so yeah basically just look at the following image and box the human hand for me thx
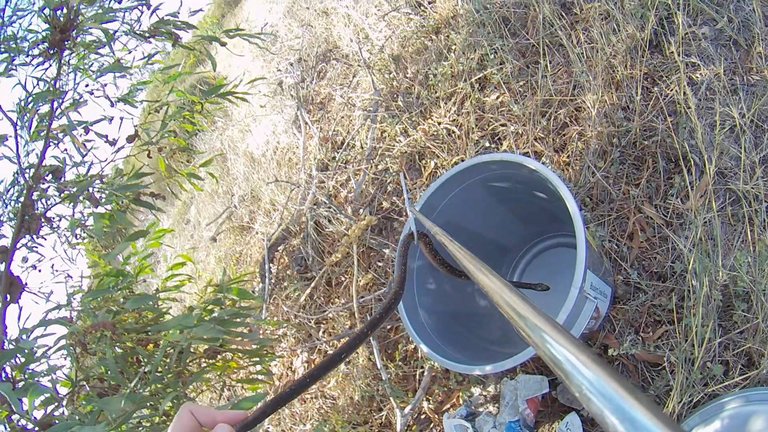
[168,402,249,432]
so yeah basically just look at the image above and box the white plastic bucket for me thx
[398,153,614,374]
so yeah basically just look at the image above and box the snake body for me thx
[414,231,550,291]
[234,230,549,431]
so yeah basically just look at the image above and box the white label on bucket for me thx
[583,271,612,333]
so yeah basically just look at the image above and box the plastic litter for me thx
[443,404,477,432]
[444,374,551,432]
[473,412,497,432]
[444,418,474,432]
[496,375,549,431]
[557,412,583,432]
[554,382,584,410]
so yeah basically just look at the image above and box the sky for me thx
[1,0,210,341]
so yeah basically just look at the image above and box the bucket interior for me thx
[400,157,581,371]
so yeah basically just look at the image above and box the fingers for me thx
[168,402,249,432]
[212,424,236,432]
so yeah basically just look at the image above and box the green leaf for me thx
[202,83,227,100]
[26,383,55,410]
[132,198,162,212]
[81,288,115,301]
[125,293,159,310]
[151,313,196,332]
[0,347,23,366]
[202,46,217,72]
[228,286,259,301]
[178,253,195,263]
[118,95,139,109]
[189,181,204,192]
[93,393,139,415]
[159,391,180,415]
[198,154,219,168]
[168,261,187,271]
[124,229,150,243]
[0,382,22,413]
[158,156,167,174]
[127,170,155,182]
[29,317,72,331]
[112,182,147,194]
[197,34,225,44]
[149,227,174,239]
[190,323,228,338]
[105,241,131,262]
[228,393,265,410]
[73,425,109,432]
[101,60,131,75]
[47,421,85,432]
[245,76,266,86]
[236,377,271,386]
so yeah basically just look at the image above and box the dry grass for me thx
[159,0,768,430]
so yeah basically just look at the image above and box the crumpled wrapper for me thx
[496,375,549,430]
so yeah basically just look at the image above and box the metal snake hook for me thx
[400,172,418,245]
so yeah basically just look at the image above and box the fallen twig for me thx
[370,335,403,429]
[352,41,382,203]
[259,176,317,309]
[205,204,232,228]
[400,365,434,431]
[352,243,361,325]
[298,266,327,304]
[261,236,271,319]
[370,333,434,432]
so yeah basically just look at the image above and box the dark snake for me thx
[234,230,549,431]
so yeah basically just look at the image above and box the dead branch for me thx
[370,335,403,429]
[352,243,361,326]
[371,335,434,432]
[259,172,318,312]
[352,41,382,203]
[399,365,434,431]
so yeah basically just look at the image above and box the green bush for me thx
[0,0,270,429]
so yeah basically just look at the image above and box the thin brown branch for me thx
[352,41,381,203]
[371,332,434,432]
[204,204,232,228]
[352,243,361,326]
[399,366,433,431]
[1,51,66,351]
[370,335,403,429]
[351,90,381,202]
[260,236,270,319]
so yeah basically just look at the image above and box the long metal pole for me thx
[409,207,683,432]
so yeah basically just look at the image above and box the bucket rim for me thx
[681,387,768,431]
[397,153,587,374]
